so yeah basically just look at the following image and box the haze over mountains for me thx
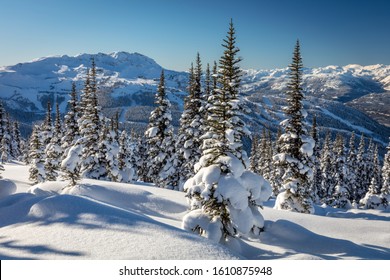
[0,51,389,148]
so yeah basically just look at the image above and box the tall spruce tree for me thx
[11,121,22,160]
[144,70,175,187]
[44,103,63,181]
[62,58,102,183]
[29,125,46,184]
[249,133,260,173]
[320,132,335,202]
[174,56,204,190]
[346,132,358,204]
[62,82,79,155]
[380,139,390,208]
[355,134,367,201]
[274,40,314,214]
[183,19,271,249]
[310,115,321,202]
[0,113,12,163]
[116,130,136,183]
[78,60,104,179]
[331,134,351,208]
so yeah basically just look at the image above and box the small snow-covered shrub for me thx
[182,153,272,247]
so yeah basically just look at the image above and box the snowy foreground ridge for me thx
[0,162,389,260]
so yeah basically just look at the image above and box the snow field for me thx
[0,162,389,260]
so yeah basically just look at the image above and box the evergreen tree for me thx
[346,132,358,203]
[62,82,80,155]
[61,142,81,187]
[319,132,334,203]
[95,123,110,180]
[41,101,53,147]
[372,144,382,191]
[78,62,103,179]
[61,58,101,184]
[254,128,273,181]
[0,161,4,179]
[270,126,284,196]
[11,121,22,160]
[274,40,314,214]
[1,137,9,163]
[249,134,260,173]
[174,56,204,190]
[380,139,390,208]
[116,130,135,183]
[360,176,382,209]
[0,113,12,163]
[44,103,63,181]
[183,20,271,248]
[144,70,175,187]
[331,134,351,208]
[355,135,367,201]
[0,102,5,143]
[29,125,46,184]
[264,129,274,182]
[310,115,321,202]
[365,138,375,190]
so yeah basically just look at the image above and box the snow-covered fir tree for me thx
[319,132,334,203]
[380,139,390,208]
[61,142,81,187]
[252,128,273,182]
[264,130,274,183]
[355,134,368,201]
[249,133,260,173]
[44,103,64,181]
[270,127,284,197]
[0,161,4,179]
[360,176,382,209]
[28,125,46,184]
[78,60,104,179]
[104,121,121,182]
[346,132,358,204]
[1,137,9,163]
[364,138,375,191]
[61,58,102,184]
[41,101,53,147]
[372,144,382,191]
[182,19,271,249]
[273,40,315,214]
[0,113,12,163]
[330,134,351,209]
[11,121,23,160]
[95,123,111,180]
[135,134,148,183]
[174,55,204,190]
[0,102,5,142]
[116,130,135,183]
[61,82,79,156]
[310,115,321,203]
[144,70,176,188]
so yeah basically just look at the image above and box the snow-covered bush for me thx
[182,153,272,247]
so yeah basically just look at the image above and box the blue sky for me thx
[0,0,389,71]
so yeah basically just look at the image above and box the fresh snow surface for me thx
[0,162,389,260]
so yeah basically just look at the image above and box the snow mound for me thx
[260,219,390,259]
[0,179,17,199]
[4,181,240,260]
[62,180,187,218]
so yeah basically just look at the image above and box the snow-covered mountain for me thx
[0,52,389,148]
[242,64,390,128]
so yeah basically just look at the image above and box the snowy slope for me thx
[0,162,389,260]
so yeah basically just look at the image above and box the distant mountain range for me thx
[0,51,389,152]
